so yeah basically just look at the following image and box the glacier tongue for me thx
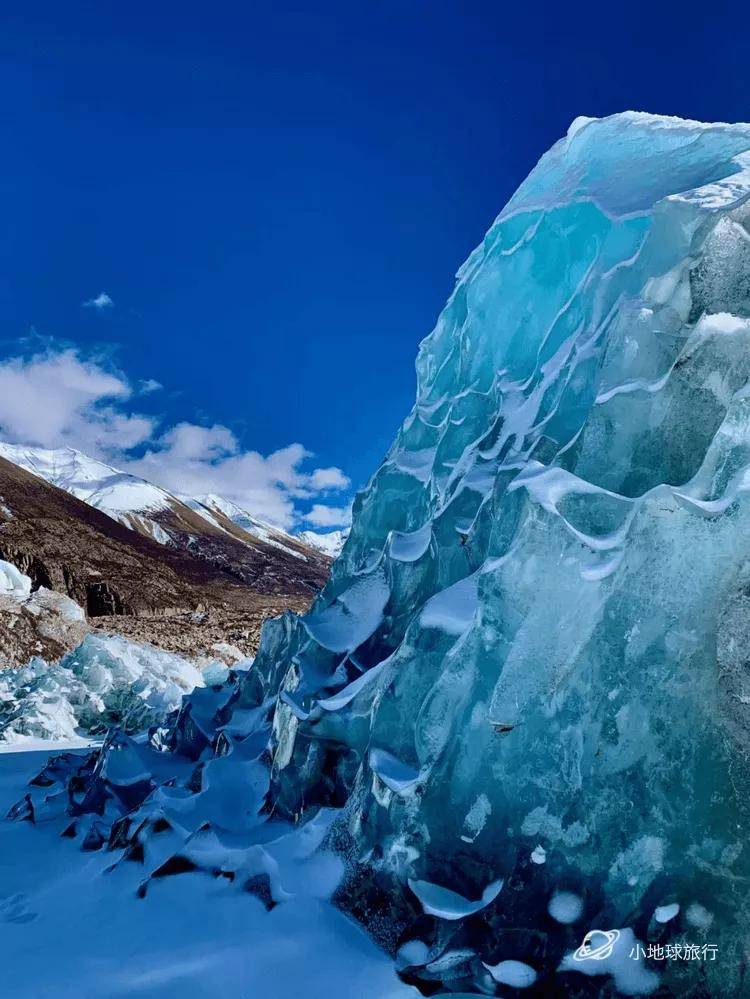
[15,113,750,996]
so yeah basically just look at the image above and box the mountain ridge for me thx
[0,442,343,556]
[0,448,330,665]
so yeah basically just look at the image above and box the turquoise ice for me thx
[19,113,750,995]
[249,112,750,993]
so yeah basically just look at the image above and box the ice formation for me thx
[0,558,32,600]
[14,113,750,996]
[0,634,206,745]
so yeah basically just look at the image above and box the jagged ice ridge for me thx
[0,633,220,747]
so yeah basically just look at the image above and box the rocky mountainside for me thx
[0,453,331,666]
[0,442,340,567]
[186,493,339,557]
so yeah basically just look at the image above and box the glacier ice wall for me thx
[17,113,750,996]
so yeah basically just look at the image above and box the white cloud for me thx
[82,291,114,310]
[0,348,154,454]
[156,422,238,461]
[138,378,162,395]
[0,344,351,530]
[305,503,353,528]
[129,436,350,530]
[310,466,350,490]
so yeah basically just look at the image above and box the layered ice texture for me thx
[17,114,750,996]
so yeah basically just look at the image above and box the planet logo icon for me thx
[573,929,621,962]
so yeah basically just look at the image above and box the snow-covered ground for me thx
[0,563,410,996]
[0,748,414,999]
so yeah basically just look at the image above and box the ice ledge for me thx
[502,110,750,220]
[567,110,750,137]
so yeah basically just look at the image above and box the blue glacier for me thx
[13,112,750,996]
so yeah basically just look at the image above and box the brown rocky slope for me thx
[0,456,329,666]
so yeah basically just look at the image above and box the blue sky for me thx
[0,2,747,528]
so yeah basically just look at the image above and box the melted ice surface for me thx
[407,877,503,920]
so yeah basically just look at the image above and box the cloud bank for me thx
[0,346,350,530]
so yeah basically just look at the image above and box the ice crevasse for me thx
[19,113,750,995]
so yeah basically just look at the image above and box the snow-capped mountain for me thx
[191,494,347,558]
[297,528,347,557]
[0,442,332,564]
[0,443,175,544]
[0,442,332,661]
[186,493,312,560]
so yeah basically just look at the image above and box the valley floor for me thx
[0,747,414,999]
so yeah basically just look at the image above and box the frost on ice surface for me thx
[419,574,478,635]
[369,747,421,794]
[389,523,432,563]
[395,939,430,970]
[303,569,389,651]
[686,902,714,929]
[12,113,750,996]
[560,928,659,996]
[460,792,491,842]
[316,658,388,710]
